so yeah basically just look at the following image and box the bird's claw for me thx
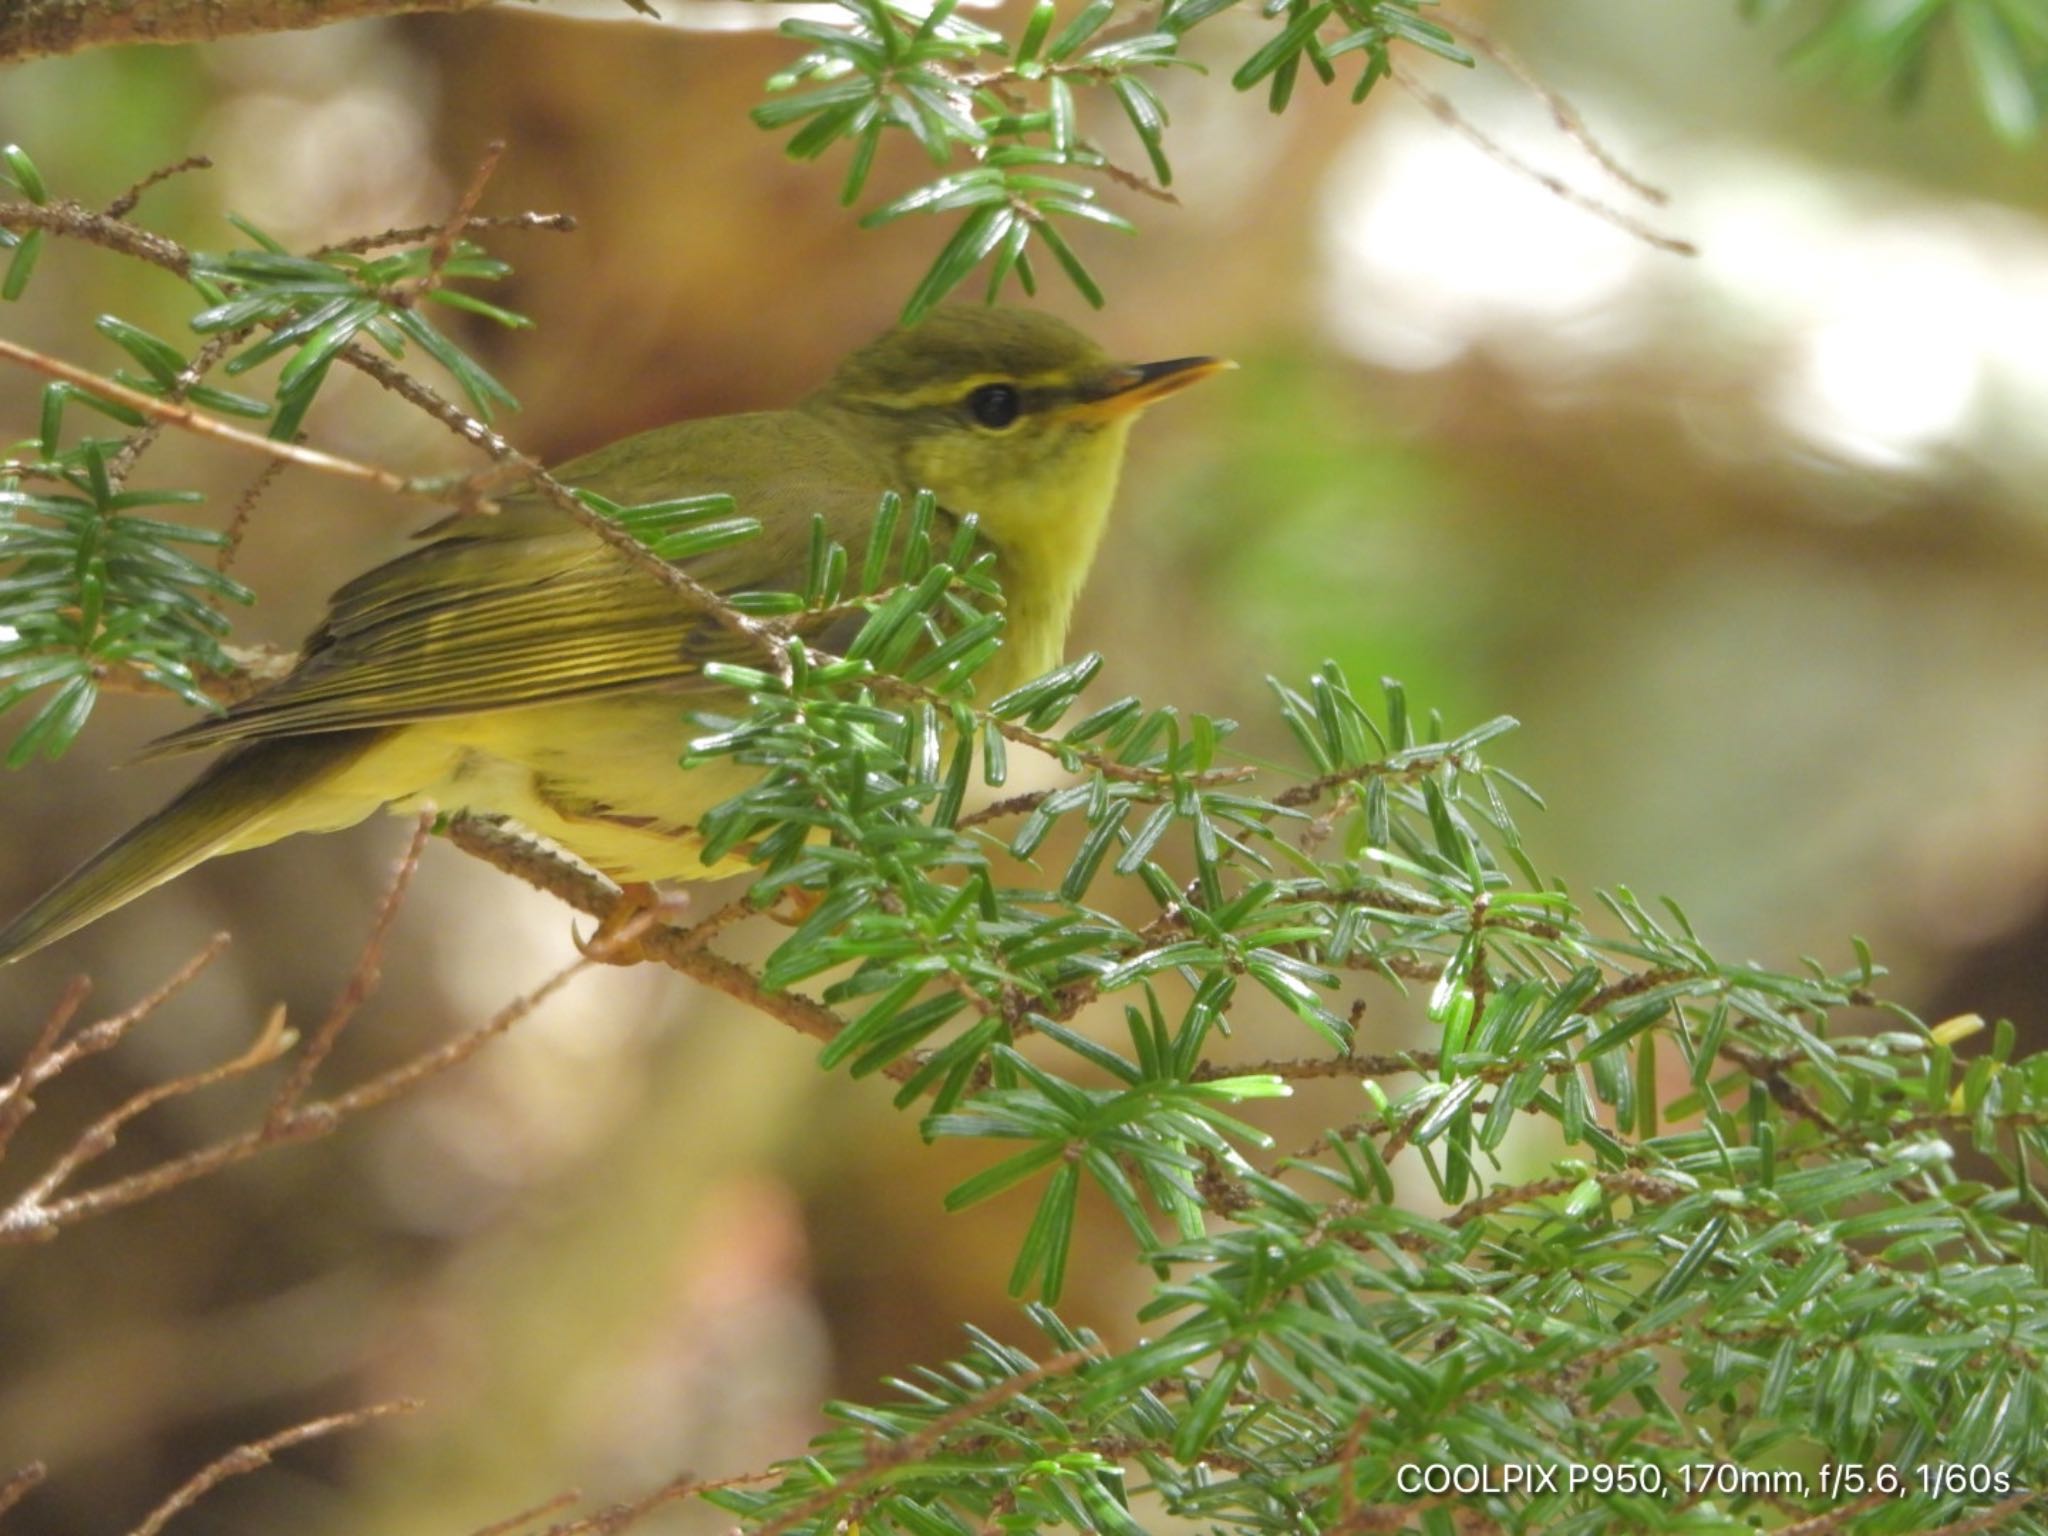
[766,885,826,927]
[575,881,687,964]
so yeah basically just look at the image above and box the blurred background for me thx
[2,3,2044,1529]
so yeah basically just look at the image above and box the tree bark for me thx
[0,0,503,63]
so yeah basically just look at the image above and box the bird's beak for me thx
[1070,356,1235,420]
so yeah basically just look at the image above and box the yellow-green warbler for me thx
[0,306,1227,963]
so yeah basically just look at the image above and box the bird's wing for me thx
[146,412,898,754]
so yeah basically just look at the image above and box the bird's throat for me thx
[986,434,1129,689]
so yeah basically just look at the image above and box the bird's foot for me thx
[766,884,827,927]
[576,881,686,965]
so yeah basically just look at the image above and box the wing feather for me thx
[147,409,901,755]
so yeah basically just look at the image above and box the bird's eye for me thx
[967,383,1021,429]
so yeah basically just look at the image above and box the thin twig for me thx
[104,155,215,221]
[1,0,499,63]
[0,1461,46,1521]
[868,672,1256,790]
[1097,158,1179,206]
[265,815,433,1129]
[14,1000,293,1213]
[0,458,69,483]
[125,1399,419,1536]
[316,210,578,257]
[1718,1036,1841,1135]
[1389,64,1696,257]
[466,1490,585,1536]
[472,1468,781,1536]
[4,190,789,679]
[0,335,422,496]
[0,915,638,1242]
[1436,12,1669,205]
[92,641,296,708]
[0,937,228,1175]
[215,454,291,579]
[1192,1050,1438,1085]
[1769,1491,1893,1536]
[0,197,195,276]
[441,817,900,1078]
[670,893,758,952]
[532,1473,702,1536]
[1446,1169,1681,1230]
[405,139,506,303]
[104,333,241,488]
[0,975,90,1160]
[956,788,1058,830]
[1913,1490,2042,1536]
[1273,751,1467,810]
[315,913,652,1129]
[752,1351,1088,1536]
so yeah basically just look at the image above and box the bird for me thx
[0,306,1228,965]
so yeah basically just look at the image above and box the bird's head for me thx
[809,306,1229,562]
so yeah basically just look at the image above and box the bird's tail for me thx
[0,732,382,967]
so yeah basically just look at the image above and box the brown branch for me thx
[0,898,637,1242]
[1770,1491,1892,1536]
[867,671,1255,790]
[1272,751,1468,811]
[1718,1035,1841,1135]
[104,332,241,488]
[0,936,228,1175]
[124,1399,419,1536]
[956,788,1059,830]
[752,1351,1088,1536]
[0,195,572,278]
[1914,1490,2043,1536]
[1389,64,1697,257]
[215,455,291,579]
[1436,12,1670,206]
[0,334,422,496]
[2,187,767,686]
[11,1000,292,1217]
[2,186,802,687]
[1267,1047,1573,1177]
[954,35,1189,208]
[0,0,499,64]
[92,641,296,708]
[0,458,69,484]
[1193,1050,1439,1085]
[1097,157,1178,206]
[440,817,904,1077]
[317,912,653,1124]
[0,196,194,274]
[531,1473,704,1536]
[2,185,682,707]
[264,815,432,1129]
[0,195,760,671]
[405,139,507,304]
[1446,1167,1685,1229]
[467,1491,586,1536]
[1445,1173,1578,1229]
[468,1469,783,1536]
[1582,963,1690,1015]
[0,1461,46,1521]
[0,975,90,1160]
[316,210,578,257]
[104,155,215,220]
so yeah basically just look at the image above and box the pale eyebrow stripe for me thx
[845,368,1082,412]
